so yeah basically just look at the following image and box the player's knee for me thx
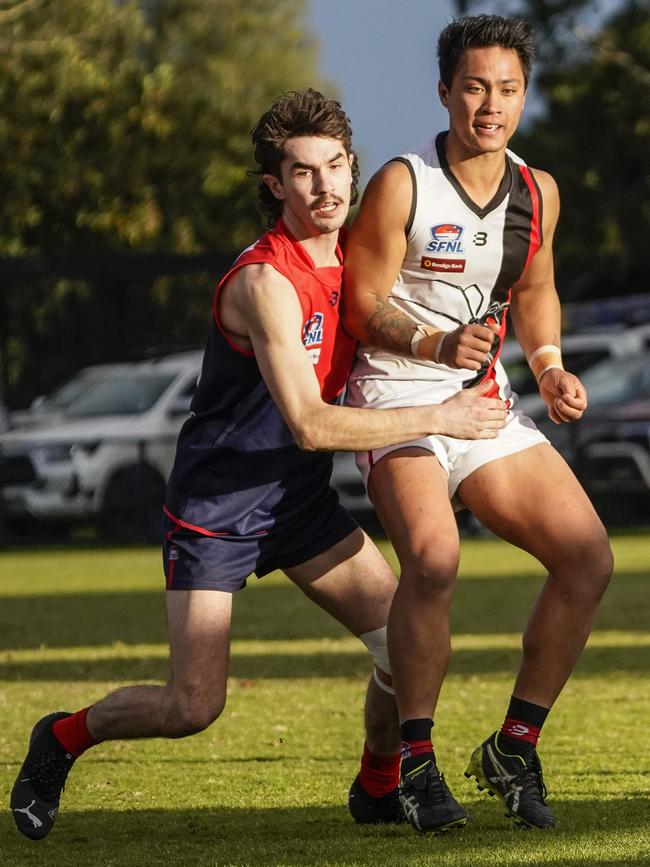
[401,548,458,598]
[553,528,613,602]
[583,535,614,599]
[166,688,226,737]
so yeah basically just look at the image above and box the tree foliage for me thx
[0,0,320,255]
[511,1,649,298]
[454,1,648,299]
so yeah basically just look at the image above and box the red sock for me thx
[52,707,98,758]
[358,742,401,798]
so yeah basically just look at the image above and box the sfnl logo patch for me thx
[303,312,324,364]
[425,223,465,254]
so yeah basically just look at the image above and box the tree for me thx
[0,0,325,405]
[511,1,649,299]
[0,0,321,254]
[454,1,649,300]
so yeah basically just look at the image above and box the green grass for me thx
[1,533,649,866]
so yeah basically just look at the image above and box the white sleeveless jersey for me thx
[347,132,543,408]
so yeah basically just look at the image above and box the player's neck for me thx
[444,136,508,208]
[282,213,341,268]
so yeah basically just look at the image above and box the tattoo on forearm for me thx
[367,300,416,353]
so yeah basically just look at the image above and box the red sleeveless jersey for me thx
[215,219,357,403]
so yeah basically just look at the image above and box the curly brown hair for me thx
[250,89,359,227]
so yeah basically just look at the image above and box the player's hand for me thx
[432,323,500,369]
[538,368,588,424]
[435,380,508,439]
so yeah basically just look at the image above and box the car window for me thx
[581,356,650,406]
[504,348,612,398]
[41,368,113,411]
[66,372,177,417]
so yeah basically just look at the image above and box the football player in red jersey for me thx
[11,89,507,841]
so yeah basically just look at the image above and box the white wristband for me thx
[410,325,446,362]
[527,344,564,383]
[410,324,432,357]
[433,332,447,364]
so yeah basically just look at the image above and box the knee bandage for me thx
[359,626,394,695]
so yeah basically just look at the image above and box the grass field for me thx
[1,532,649,866]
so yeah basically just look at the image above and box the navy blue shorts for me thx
[162,488,358,592]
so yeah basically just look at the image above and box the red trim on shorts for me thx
[166,557,176,590]
[163,506,231,537]
[367,450,375,469]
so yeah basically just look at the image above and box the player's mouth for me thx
[312,199,342,216]
[473,122,502,136]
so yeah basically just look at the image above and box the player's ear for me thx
[438,80,449,108]
[263,173,284,201]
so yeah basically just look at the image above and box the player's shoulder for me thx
[226,262,295,310]
[528,167,559,200]
[507,148,558,196]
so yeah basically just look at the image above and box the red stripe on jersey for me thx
[518,165,542,271]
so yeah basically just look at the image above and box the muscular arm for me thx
[219,263,507,451]
[343,161,497,368]
[510,170,587,423]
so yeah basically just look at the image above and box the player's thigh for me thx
[284,527,397,635]
[458,443,611,571]
[166,589,233,700]
[368,447,460,577]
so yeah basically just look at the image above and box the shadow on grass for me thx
[1,570,648,653]
[1,641,648,682]
[1,799,648,867]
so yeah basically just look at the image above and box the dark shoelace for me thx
[516,753,548,803]
[424,771,455,806]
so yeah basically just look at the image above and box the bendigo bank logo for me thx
[303,312,324,364]
[425,223,465,254]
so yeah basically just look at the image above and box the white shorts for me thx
[356,409,548,504]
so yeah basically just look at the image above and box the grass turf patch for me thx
[1,533,649,865]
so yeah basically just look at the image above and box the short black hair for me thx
[250,89,359,227]
[438,15,535,89]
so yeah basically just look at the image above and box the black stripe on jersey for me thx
[435,132,512,219]
[389,157,417,237]
[489,157,539,305]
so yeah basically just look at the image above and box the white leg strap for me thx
[373,667,396,695]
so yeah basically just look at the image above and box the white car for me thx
[0,352,202,540]
[501,323,650,416]
[9,363,120,430]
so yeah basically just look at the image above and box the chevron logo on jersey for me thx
[425,223,465,254]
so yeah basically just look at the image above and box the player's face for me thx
[264,136,353,238]
[439,46,527,156]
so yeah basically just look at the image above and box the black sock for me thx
[400,718,434,775]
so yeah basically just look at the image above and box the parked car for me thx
[528,350,650,452]
[9,363,121,430]
[573,397,650,525]
[501,323,650,412]
[0,352,201,541]
[562,353,650,523]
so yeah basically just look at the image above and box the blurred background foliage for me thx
[0,0,647,405]
[0,0,322,403]
[457,0,649,301]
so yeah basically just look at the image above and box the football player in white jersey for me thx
[342,14,613,834]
